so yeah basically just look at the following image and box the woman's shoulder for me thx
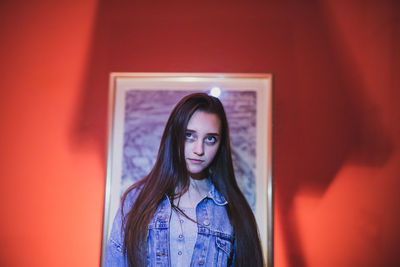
[107,184,143,242]
[121,184,143,214]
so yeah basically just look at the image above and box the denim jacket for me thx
[105,182,235,267]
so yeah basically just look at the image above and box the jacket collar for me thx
[207,181,228,206]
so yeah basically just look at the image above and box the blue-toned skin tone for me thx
[105,182,235,267]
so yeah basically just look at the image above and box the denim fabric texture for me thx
[105,182,235,267]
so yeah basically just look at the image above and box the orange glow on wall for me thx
[0,0,399,266]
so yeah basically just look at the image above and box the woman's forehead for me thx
[186,110,221,134]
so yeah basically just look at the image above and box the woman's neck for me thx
[174,177,210,208]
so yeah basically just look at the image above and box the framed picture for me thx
[101,73,273,266]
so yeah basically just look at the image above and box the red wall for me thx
[1,0,399,266]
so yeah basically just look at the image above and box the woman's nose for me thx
[193,140,204,156]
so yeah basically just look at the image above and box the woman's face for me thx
[184,110,221,179]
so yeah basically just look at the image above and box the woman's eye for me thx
[185,132,195,140]
[205,136,217,144]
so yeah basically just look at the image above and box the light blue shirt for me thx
[105,182,235,267]
[169,207,197,267]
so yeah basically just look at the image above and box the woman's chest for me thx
[146,199,234,267]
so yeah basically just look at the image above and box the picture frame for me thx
[101,72,273,266]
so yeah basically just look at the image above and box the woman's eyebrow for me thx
[186,129,220,136]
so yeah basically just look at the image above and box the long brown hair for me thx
[121,93,264,266]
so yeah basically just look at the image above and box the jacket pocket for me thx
[216,236,233,266]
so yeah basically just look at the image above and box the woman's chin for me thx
[188,170,207,180]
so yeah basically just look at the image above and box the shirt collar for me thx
[163,179,229,206]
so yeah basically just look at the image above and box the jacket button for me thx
[198,260,205,265]
[203,220,210,226]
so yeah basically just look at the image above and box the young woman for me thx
[105,93,264,267]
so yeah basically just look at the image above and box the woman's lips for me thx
[188,158,204,164]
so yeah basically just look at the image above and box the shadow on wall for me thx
[70,0,394,266]
[274,1,394,266]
